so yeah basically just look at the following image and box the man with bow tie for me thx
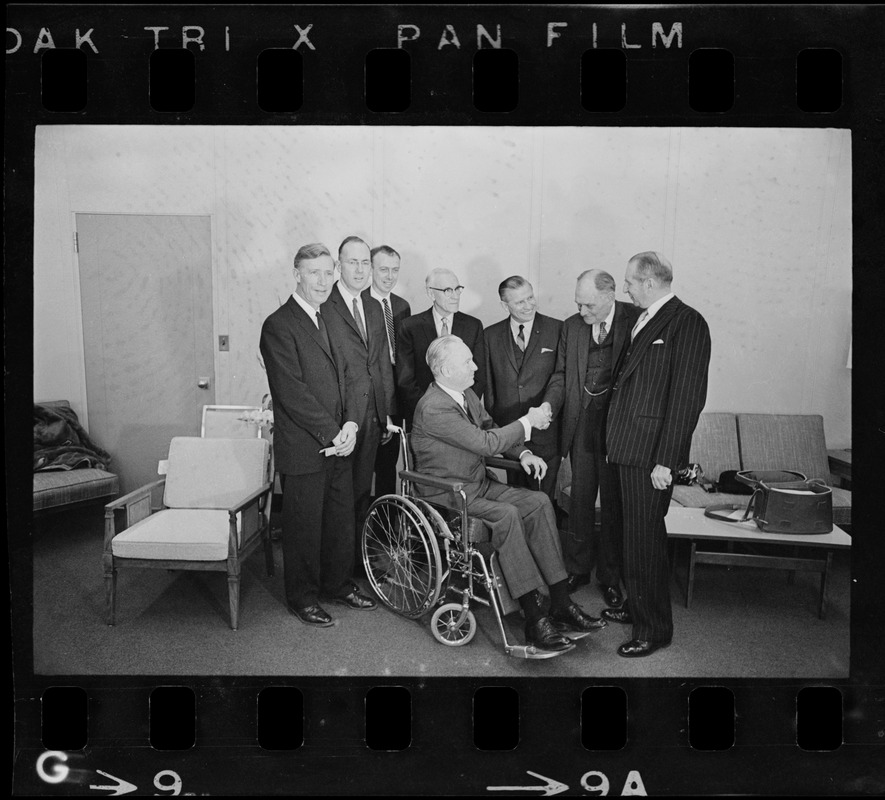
[604,252,711,657]
[542,269,641,611]
[410,335,607,655]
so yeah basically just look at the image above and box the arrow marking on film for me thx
[487,771,569,796]
[89,770,138,796]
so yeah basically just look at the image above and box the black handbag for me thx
[704,469,833,534]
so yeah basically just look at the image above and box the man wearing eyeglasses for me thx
[322,236,395,573]
[396,268,487,424]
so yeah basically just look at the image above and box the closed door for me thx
[76,213,215,493]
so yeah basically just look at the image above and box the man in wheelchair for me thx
[410,335,607,654]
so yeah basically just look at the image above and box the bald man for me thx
[395,268,486,424]
[542,270,640,609]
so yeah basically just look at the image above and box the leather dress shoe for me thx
[525,616,576,652]
[566,573,592,593]
[331,588,377,610]
[617,638,671,658]
[289,604,334,627]
[600,584,624,608]
[601,607,633,625]
[550,602,607,636]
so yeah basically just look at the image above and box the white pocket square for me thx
[652,339,665,345]
[541,347,554,353]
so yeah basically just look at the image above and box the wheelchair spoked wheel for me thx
[430,603,477,646]
[362,495,443,619]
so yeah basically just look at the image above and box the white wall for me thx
[34,125,852,447]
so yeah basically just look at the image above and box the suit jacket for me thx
[484,313,562,461]
[544,301,640,456]
[362,288,411,415]
[259,295,357,476]
[411,383,526,504]
[322,284,395,427]
[606,296,711,471]
[396,307,487,422]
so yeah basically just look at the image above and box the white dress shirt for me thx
[594,304,616,344]
[632,292,675,339]
[510,315,535,351]
[336,281,367,327]
[432,308,454,338]
[292,291,322,328]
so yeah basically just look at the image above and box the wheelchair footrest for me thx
[505,643,575,659]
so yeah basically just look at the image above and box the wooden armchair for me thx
[103,436,273,630]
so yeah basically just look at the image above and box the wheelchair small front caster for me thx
[431,602,477,646]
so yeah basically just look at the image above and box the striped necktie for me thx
[597,321,608,344]
[441,316,449,337]
[383,298,396,363]
[517,324,526,351]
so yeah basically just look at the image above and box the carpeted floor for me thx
[31,506,850,678]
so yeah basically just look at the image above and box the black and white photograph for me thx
[31,124,852,678]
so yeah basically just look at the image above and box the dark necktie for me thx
[383,297,396,364]
[598,321,608,344]
[352,298,368,345]
[316,310,331,351]
[517,324,526,351]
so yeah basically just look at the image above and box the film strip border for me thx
[14,680,885,795]
[3,5,875,123]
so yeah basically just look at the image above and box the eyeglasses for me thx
[429,285,465,297]
[342,259,371,269]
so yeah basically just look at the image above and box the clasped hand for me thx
[332,421,359,456]
[527,402,554,430]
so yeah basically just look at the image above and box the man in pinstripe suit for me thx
[605,252,711,657]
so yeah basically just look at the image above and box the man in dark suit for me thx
[542,270,640,609]
[364,244,411,498]
[322,236,395,560]
[259,243,377,628]
[484,276,563,503]
[604,251,711,657]
[411,335,607,654]
[396,268,486,424]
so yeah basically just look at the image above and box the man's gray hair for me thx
[629,251,673,285]
[426,335,464,377]
[425,267,458,288]
[577,269,616,294]
[294,243,332,270]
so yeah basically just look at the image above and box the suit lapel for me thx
[519,317,543,374]
[328,284,365,346]
[611,302,631,368]
[288,296,335,363]
[576,318,591,388]
[419,308,437,351]
[618,297,682,383]
[497,320,519,375]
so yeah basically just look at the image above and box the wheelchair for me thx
[360,428,571,659]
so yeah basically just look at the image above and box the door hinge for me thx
[73,231,79,253]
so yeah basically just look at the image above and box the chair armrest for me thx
[104,479,166,513]
[399,470,464,494]
[485,456,523,472]
[227,482,273,515]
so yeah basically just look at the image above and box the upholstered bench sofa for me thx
[34,400,120,514]
[670,412,851,527]
[557,412,850,529]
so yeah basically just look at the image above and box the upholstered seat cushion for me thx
[33,468,119,511]
[111,509,239,561]
[163,436,269,509]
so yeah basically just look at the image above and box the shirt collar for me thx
[600,304,615,330]
[435,381,465,409]
[432,307,453,327]
[370,286,390,303]
[510,315,535,335]
[644,292,676,320]
[336,281,362,306]
[292,291,320,322]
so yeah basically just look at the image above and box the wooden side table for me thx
[827,449,852,490]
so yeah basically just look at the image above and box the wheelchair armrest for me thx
[399,470,464,494]
[485,456,524,472]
